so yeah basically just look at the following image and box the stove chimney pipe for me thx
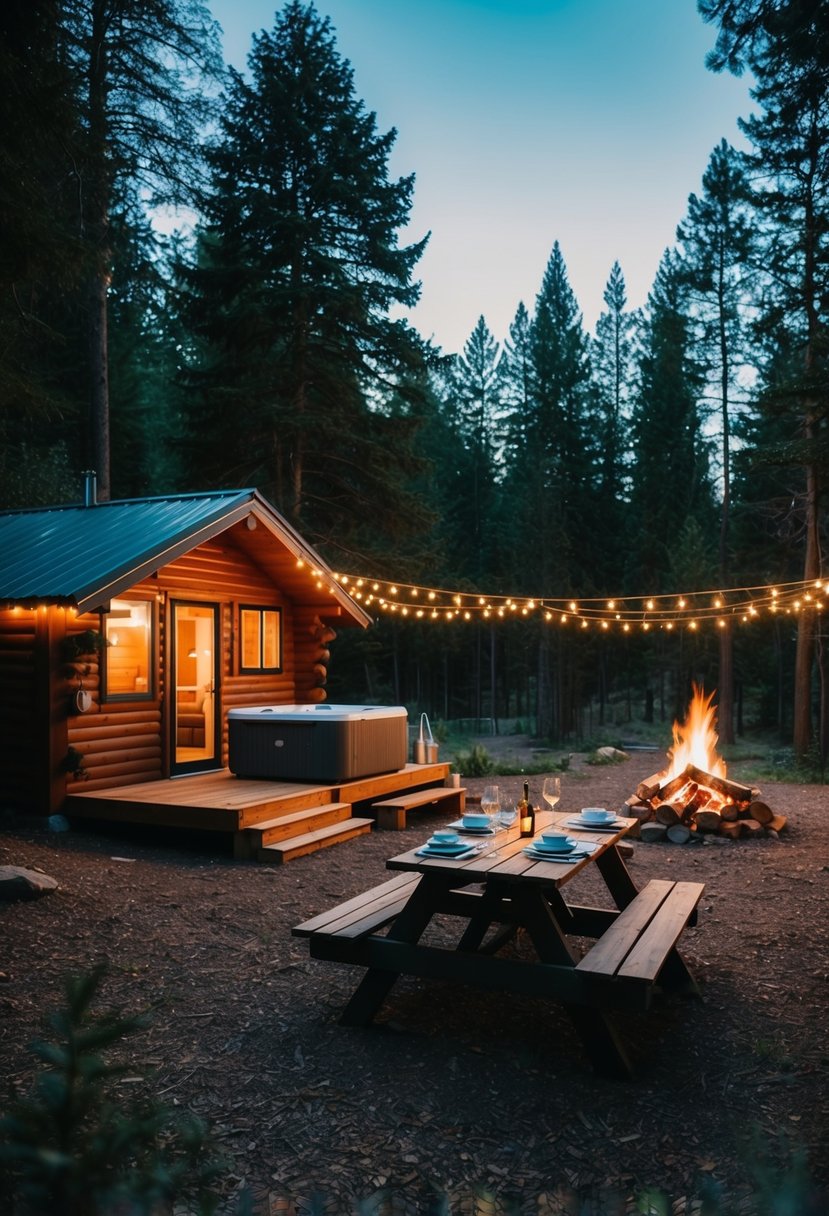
[83,470,97,507]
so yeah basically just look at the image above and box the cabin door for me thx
[171,601,221,776]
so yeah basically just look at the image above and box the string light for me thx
[322,571,825,631]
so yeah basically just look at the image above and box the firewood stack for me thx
[625,763,788,843]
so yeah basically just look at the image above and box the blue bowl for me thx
[535,833,575,853]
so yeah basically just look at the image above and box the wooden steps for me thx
[242,801,352,846]
[235,801,376,864]
[371,785,466,830]
[255,817,374,864]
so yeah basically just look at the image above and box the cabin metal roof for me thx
[0,488,371,625]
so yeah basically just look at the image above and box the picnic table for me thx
[293,810,704,1077]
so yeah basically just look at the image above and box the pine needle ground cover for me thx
[1,752,827,1214]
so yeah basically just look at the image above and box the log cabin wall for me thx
[65,533,334,795]
[0,608,46,811]
[160,538,300,769]
[65,607,162,794]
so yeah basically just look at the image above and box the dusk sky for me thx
[207,0,755,356]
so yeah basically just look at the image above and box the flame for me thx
[663,684,726,781]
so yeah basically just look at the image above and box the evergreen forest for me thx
[2,0,829,757]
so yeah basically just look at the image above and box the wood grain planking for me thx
[576,881,675,977]
[618,882,704,981]
[293,873,420,935]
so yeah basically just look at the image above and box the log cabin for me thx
[0,482,374,818]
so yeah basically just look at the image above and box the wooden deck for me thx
[64,762,453,863]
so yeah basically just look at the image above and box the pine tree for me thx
[524,241,593,589]
[441,316,503,582]
[701,0,829,756]
[182,1,432,559]
[498,244,593,739]
[591,262,635,590]
[0,0,88,503]
[108,216,189,496]
[627,250,715,592]
[676,139,755,742]
[498,302,535,476]
[59,0,222,499]
[0,967,224,1214]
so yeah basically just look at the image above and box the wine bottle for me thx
[519,780,535,837]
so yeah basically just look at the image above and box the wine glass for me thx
[496,800,518,835]
[542,777,561,821]
[480,784,501,851]
[480,784,500,826]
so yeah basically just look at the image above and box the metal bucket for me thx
[414,713,436,764]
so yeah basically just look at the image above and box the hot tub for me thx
[227,704,409,782]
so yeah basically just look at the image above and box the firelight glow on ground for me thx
[208,0,754,355]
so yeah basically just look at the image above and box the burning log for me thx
[629,686,786,842]
[655,771,695,804]
[636,773,664,802]
[625,795,656,815]
[636,771,690,804]
[684,763,753,806]
[680,786,710,822]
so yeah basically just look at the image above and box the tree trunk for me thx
[85,0,112,500]
[88,270,110,500]
[793,444,820,757]
[717,250,734,744]
[718,623,735,744]
[489,622,498,734]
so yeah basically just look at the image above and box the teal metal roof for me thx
[0,488,371,625]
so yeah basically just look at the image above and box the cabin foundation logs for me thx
[626,763,787,843]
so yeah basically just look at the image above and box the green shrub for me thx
[453,743,495,776]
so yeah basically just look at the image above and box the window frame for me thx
[101,596,155,702]
[238,604,283,675]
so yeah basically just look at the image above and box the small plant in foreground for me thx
[0,966,226,1215]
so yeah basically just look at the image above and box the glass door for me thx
[171,601,220,775]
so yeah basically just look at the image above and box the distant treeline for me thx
[1,1,827,751]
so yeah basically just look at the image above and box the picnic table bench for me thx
[292,811,704,1077]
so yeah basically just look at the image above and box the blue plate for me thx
[523,845,589,862]
[565,815,621,830]
[416,843,476,858]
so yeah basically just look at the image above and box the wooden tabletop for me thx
[386,809,635,886]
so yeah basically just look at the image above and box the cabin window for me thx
[239,606,282,673]
[103,598,153,698]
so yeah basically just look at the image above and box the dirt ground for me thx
[2,748,829,1215]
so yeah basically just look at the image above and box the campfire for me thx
[626,685,787,843]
